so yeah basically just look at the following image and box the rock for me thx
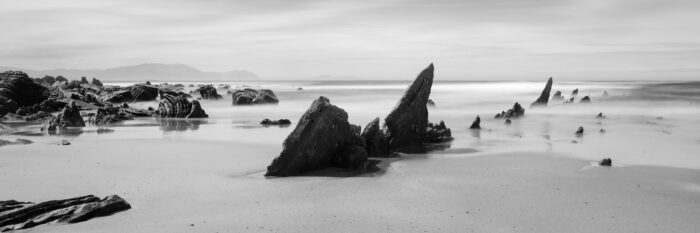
[600,129,606,134]
[55,76,68,82]
[157,94,208,118]
[23,111,53,122]
[88,105,135,125]
[602,91,609,96]
[564,97,575,104]
[551,90,563,101]
[424,121,453,143]
[571,88,579,98]
[530,77,553,107]
[129,84,159,101]
[494,102,525,119]
[91,78,103,87]
[260,118,292,125]
[0,71,49,115]
[265,96,367,177]
[0,195,130,231]
[575,126,584,137]
[196,85,222,100]
[104,90,133,103]
[61,139,71,145]
[427,99,436,106]
[596,112,605,119]
[599,158,612,166]
[231,88,279,105]
[384,64,434,151]
[0,138,32,147]
[361,117,389,157]
[505,119,512,125]
[145,81,152,85]
[79,77,89,85]
[297,87,303,91]
[580,96,591,103]
[469,115,481,129]
[47,101,85,132]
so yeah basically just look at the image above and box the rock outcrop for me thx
[494,102,525,119]
[88,105,135,125]
[424,121,453,143]
[260,118,292,125]
[265,96,367,177]
[599,158,612,166]
[0,71,49,115]
[361,117,389,157]
[580,96,591,103]
[231,88,279,105]
[47,101,85,132]
[91,78,103,87]
[551,90,563,101]
[157,95,208,118]
[469,115,481,129]
[530,77,553,107]
[571,88,579,98]
[384,64,434,151]
[196,85,222,100]
[0,195,130,232]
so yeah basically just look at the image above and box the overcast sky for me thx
[1,0,699,80]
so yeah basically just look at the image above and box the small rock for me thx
[505,119,512,125]
[575,126,584,137]
[260,118,292,125]
[599,158,612,166]
[61,139,71,145]
[427,99,436,107]
[469,115,481,129]
[600,129,606,134]
[495,102,525,119]
[580,96,591,103]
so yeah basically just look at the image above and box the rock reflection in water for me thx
[157,118,207,132]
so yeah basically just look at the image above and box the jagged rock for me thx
[23,111,53,122]
[424,121,453,143]
[79,77,89,85]
[0,195,130,231]
[260,118,291,125]
[531,77,553,107]
[157,95,208,118]
[596,112,605,119]
[571,88,579,98]
[34,75,56,86]
[0,138,32,147]
[61,139,71,145]
[361,117,389,157]
[494,102,525,119]
[580,96,591,103]
[469,115,481,129]
[551,90,563,101]
[231,88,279,105]
[384,64,434,151]
[47,101,85,132]
[599,158,612,166]
[575,126,584,137]
[265,96,367,177]
[88,105,135,125]
[91,78,103,87]
[129,84,158,101]
[196,85,222,100]
[0,71,49,115]
[104,90,133,103]
[427,99,436,106]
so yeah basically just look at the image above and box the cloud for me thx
[1,0,699,80]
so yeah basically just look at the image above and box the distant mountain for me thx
[0,63,259,81]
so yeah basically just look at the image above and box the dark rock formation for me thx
[424,121,453,143]
[157,95,208,118]
[596,112,605,119]
[0,195,130,231]
[599,158,612,166]
[91,78,103,87]
[55,76,68,82]
[47,101,85,132]
[34,75,56,86]
[571,88,579,98]
[104,90,133,103]
[0,138,32,147]
[231,88,279,105]
[0,71,49,115]
[265,96,367,177]
[600,129,607,134]
[361,117,389,157]
[384,64,434,151]
[531,77,553,107]
[260,118,292,125]
[495,102,525,119]
[580,96,591,103]
[469,115,481,129]
[88,105,135,125]
[129,84,159,101]
[551,90,563,101]
[505,119,512,125]
[575,126,584,137]
[79,77,89,85]
[427,99,436,106]
[196,85,222,100]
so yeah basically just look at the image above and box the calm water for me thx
[4,80,700,169]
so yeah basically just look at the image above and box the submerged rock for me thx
[599,158,612,166]
[580,96,591,103]
[384,64,434,151]
[427,99,436,107]
[494,102,525,119]
[260,118,292,125]
[575,126,584,137]
[157,94,208,118]
[196,85,222,100]
[0,195,130,231]
[424,121,453,143]
[361,117,389,157]
[265,96,366,177]
[530,77,553,107]
[231,88,279,105]
[469,115,481,129]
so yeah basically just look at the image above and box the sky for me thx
[1,0,699,80]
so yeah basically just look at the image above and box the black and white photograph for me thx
[1,0,699,232]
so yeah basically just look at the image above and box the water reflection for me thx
[157,118,207,132]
